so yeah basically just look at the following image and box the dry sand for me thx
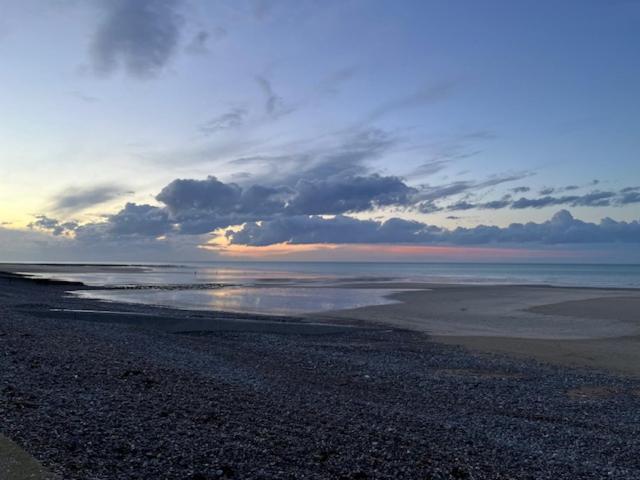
[322,284,640,375]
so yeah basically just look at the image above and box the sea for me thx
[22,262,640,316]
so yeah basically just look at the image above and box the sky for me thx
[0,0,639,262]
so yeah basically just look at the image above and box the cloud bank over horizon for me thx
[22,167,640,262]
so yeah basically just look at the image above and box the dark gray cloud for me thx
[29,216,78,236]
[229,215,441,246]
[539,185,582,195]
[511,186,530,193]
[444,188,640,212]
[286,174,416,215]
[255,75,291,117]
[74,203,172,241]
[155,176,291,234]
[619,191,640,205]
[51,184,130,213]
[511,191,616,209]
[227,210,640,246]
[417,173,530,204]
[154,173,414,234]
[200,108,248,134]
[90,0,184,78]
[447,201,475,211]
[480,198,512,210]
[416,201,441,214]
[157,176,242,214]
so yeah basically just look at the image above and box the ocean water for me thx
[23,262,640,315]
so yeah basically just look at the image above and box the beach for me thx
[323,283,640,375]
[1,269,640,478]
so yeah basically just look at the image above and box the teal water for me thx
[30,262,640,288]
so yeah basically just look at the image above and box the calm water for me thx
[23,262,640,315]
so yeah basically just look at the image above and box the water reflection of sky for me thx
[24,262,640,290]
[72,287,401,316]
[26,265,344,288]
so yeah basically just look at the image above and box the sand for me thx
[0,434,54,480]
[322,284,640,375]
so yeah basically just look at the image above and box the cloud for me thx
[447,201,475,211]
[74,203,173,241]
[186,26,226,55]
[511,186,530,193]
[443,187,640,212]
[227,210,640,246]
[26,152,639,250]
[226,127,395,186]
[154,172,415,234]
[157,176,243,215]
[29,216,78,236]
[255,75,292,118]
[229,215,442,246]
[481,198,512,210]
[186,30,208,54]
[410,160,451,178]
[417,173,530,204]
[619,191,640,205]
[50,184,130,214]
[200,108,248,134]
[362,81,456,125]
[511,191,616,209]
[155,176,292,234]
[285,174,416,215]
[90,0,184,78]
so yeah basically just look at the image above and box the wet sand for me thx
[323,284,640,375]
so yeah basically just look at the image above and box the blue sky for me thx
[0,0,639,262]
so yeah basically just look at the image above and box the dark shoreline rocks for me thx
[1,273,640,479]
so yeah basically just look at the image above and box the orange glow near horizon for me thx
[204,241,584,260]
